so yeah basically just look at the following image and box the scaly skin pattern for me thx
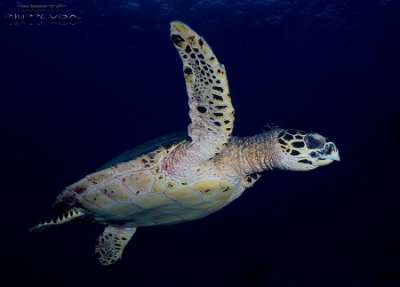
[167,127,339,200]
[211,129,322,181]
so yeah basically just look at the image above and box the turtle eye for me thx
[305,134,324,149]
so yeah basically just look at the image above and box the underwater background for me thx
[2,0,400,286]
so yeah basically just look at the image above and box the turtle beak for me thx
[316,143,340,166]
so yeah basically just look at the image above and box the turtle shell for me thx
[96,131,189,172]
[53,132,236,227]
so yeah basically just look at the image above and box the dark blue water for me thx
[2,0,400,286]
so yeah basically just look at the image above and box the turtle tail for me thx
[30,207,85,232]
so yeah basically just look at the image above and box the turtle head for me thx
[269,128,340,171]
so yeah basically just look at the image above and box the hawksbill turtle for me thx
[31,21,340,265]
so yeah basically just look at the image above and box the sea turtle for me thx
[31,21,340,265]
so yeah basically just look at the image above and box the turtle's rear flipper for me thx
[30,207,85,232]
[95,226,137,265]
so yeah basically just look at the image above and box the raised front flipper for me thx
[95,226,137,265]
[170,21,235,162]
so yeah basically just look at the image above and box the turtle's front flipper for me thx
[170,21,235,162]
[95,226,136,265]
[30,207,85,232]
